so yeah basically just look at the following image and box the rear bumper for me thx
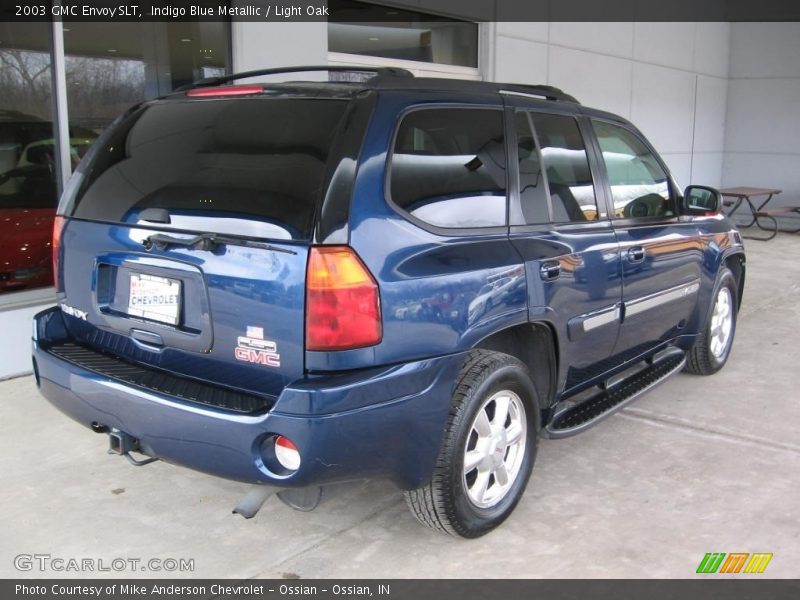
[32,307,464,490]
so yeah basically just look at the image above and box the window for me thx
[328,0,478,68]
[0,22,56,295]
[0,21,231,298]
[530,113,599,223]
[592,120,675,219]
[63,22,230,137]
[514,111,549,225]
[389,109,506,229]
[64,99,349,241]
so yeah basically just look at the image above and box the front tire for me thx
[686,267,738,375]
[404,350,539,538]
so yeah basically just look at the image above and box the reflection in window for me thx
[515,111,548,224]
[530,114,598,223]
[0,22,57,294]
[65,99,349,242]
[0,21,231,297]
[64,22,230,136]
[592,120,674,219]
[329,0,478,68]
[390,109,506,228]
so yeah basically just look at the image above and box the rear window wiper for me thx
[142,232,297,255]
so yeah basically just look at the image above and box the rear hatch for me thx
[55,92,354,399]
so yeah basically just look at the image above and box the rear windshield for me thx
[62,97,350,241]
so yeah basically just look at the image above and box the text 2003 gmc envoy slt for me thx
[33,66,744,537]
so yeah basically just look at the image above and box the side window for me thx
[389,108,506,229]
[592,120,675,219]
[514,111,549,225]
[529,113,599,223]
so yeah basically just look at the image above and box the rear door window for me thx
[389,108,507,229]
[63,98,350,241]
[514,111,549,225]
[528,113,599,223]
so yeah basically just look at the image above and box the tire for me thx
[404,350,539,538]
[685,267,738,375]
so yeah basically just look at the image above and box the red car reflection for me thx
[0,110,95,292]
[0,208,54,291]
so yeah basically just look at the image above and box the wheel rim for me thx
[462,389,527,509]
[709,286,733,359]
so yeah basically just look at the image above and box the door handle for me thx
[539,261,561,281]
[627,246,646,264]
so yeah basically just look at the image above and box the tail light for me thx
[52,215,65,290]
[305,246,382,351]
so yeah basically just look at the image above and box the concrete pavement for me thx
[1,234,798,579]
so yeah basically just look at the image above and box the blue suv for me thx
[32,66,744,537]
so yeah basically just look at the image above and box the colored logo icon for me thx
[696,553,773,574]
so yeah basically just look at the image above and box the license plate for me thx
[127,273,181,325]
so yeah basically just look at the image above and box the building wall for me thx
[490,22,731,190]
[722,23,800,208]
[0,293,53,381]
[232,21,328,73]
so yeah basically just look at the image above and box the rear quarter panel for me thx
[306,91,529,372]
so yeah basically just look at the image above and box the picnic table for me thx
[720,187,799,241]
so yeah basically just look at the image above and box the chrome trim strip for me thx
[583,305,621,332]
[625,280,700,318]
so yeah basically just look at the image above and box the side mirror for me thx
[683,185,721,215]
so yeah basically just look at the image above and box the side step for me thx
[546,349,686,439]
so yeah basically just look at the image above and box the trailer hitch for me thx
[108,428,159,467]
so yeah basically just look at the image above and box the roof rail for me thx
[499,85,579,104]
[176,65,414,91]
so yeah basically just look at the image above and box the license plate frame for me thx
[127,272,182,326]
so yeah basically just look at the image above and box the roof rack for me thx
[176,65,414,91]
[174,64,580,105]
[499,85,579,104]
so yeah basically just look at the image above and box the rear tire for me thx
[686,267,738,375]
[404,350,539,538]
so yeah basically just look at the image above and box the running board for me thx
[546,349,686,439]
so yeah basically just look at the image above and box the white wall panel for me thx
[548,46,633,118]
[693,22,730,78]
[693,75,728,153]
[633,22,695,71]
[496,22,549,43]
[724,79,800,155]
[549,22,634,58]
[0,303,54,380]
[722,154,799,208]
[660,153,692,190]
[729,23,800,79]
[232,22,327,74]
[723,23,800,208]
[631,63,696,154]
[691,152,724,189]
[494,36,548,84]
